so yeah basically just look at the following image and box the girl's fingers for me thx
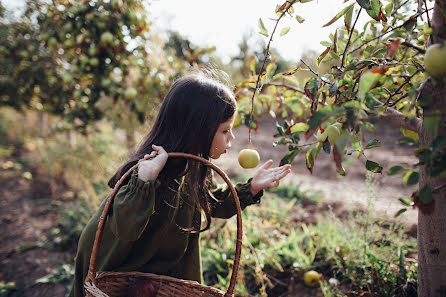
[276,169,291,181]
[260,160,273,170]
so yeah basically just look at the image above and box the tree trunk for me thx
[418,81,446,296]
[418,1,446,292]
[39,111,48,137]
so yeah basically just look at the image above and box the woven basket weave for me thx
[84,152,243,297]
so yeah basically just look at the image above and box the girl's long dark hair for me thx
[108,70,236,232]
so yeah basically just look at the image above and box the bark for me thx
[417,1,446,296]
[418,79,446,297]
[39,111,48,137]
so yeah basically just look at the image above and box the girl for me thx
[69,70,292,297]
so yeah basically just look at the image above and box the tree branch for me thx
[377,107,422,132]
[342,8,362,67]
[248,0,299,146]
[348,8,433,55]
[263,82,304,94]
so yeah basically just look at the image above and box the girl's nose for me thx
[230,130,235,141]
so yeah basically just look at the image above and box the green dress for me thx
[68,171,263,297]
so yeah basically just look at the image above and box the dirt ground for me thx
[0,117,418,297]
[214,117,419,227]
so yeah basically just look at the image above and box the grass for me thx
[201,173,417,296]
[0,107,418,296]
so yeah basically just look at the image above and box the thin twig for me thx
[402,41,426,54]
[348,8,434,55]
[342,8,362,67]
[300,59,332,85]
[433,183,446,194]
[423,0,434,45]
[388,93,409,107]
[248,0,299,146]
[385,69,421,108]
[263,82,305,94]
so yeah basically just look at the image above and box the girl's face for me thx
[210,114,236,159]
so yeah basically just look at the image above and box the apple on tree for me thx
[314,122,342,144]
[424,42,446,78]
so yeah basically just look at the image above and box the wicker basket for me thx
[84,153,243,297]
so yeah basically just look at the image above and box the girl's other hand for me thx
[250,160,292,195]
[138,145,168,182]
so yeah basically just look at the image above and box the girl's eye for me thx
[223,130,229,134]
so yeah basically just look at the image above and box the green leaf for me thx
[329,81,338,96]
[387,165,406,175]
[356,0,372,10]
[398,198,412,206]
[280,149,301,165]
[307,105,344,132]
[398,137,418,145]
[419,185,433,204]
[258,18,269,37]
[306,148,316,173]
[276,122,285,137]
[384,2,393,15]
[333,143,345,176]
[280,27,291,36]
[323,3,355,27]
[358,70,383,100]
[317,47,330,65]
[289,122,309,134]
[249,57,257,74]
[403,170,419,185]
[364,139,380,149]
[320,41,332,47]
[334,131,350,154]
[366,0,382,21]
[366,160,383,173]
[424,114,441,137]
[296,15,305,23]
[394,208,408,218]
[265,62,277,79]
[322,138,331,154]
[344,3,354,32]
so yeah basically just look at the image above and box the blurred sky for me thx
[3,0,376,63]
[148,0,355,63]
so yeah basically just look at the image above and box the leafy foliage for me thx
[236,0,445,213]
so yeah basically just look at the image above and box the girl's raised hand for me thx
[137,145,168,182]
[250,160,292,195]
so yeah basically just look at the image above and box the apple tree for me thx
[0,0,173,133]
[236,0,446,295]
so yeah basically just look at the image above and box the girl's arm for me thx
[209,160,291,218]
[108,145,168,241]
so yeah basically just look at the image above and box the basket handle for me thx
[86,152,242,297]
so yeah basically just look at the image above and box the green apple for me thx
[89,57,99,67]
[315,129,328,143]
[100,32,114,46]
[124,88,137,99]
[48,37,58,48]
[88,46,97,56]
[424,43,446,78]
[325,125,341,144]
[303,270,321,287]
[238,149,260,169]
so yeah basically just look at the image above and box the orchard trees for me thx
[236,0,446,295]
[0,0,171,132]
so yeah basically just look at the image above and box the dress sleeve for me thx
[108,170,160,241]
[208,175,263,219]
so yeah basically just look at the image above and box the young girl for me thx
[68,70,292,297]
